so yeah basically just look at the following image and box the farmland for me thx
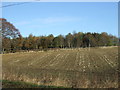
[2,46,118,88]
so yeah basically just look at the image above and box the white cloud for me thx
[14,17,81,27]
[36,17,81,24]
[15,21,31,26]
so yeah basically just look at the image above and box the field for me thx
[2,46,119,88]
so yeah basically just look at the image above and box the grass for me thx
[2,80,65,88]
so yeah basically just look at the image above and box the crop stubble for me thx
[2,47,118,88]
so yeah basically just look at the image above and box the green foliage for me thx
[1,18,118,53]
[2,32,118,53]
[2,80,65,88]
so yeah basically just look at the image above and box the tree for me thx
[2,38,11,53]
[76,32,83,47]
[0,18,22,53]
[82,34,90,48]
[0,18,119,52]
[53,37,60,48]
[100,32,109,46]
[16,36,23,50]
[58,35,64,48]
[28,34,34,50]
[0,18,21,39]
[40,36,48,49]
[36,37,41,50]
[47,34,54,48]
[65,33,73,48]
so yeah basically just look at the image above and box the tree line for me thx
[0,18,119,53]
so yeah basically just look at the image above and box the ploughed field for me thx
[2,46,119,88]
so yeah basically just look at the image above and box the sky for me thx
[2,2,118,37]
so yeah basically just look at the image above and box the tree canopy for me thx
[1,18,118,53]
[0,18,21,39]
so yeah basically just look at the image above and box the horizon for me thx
[2,2,118,37]
[19,31,117,38]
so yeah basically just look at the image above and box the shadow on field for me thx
[3,67,118,88]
